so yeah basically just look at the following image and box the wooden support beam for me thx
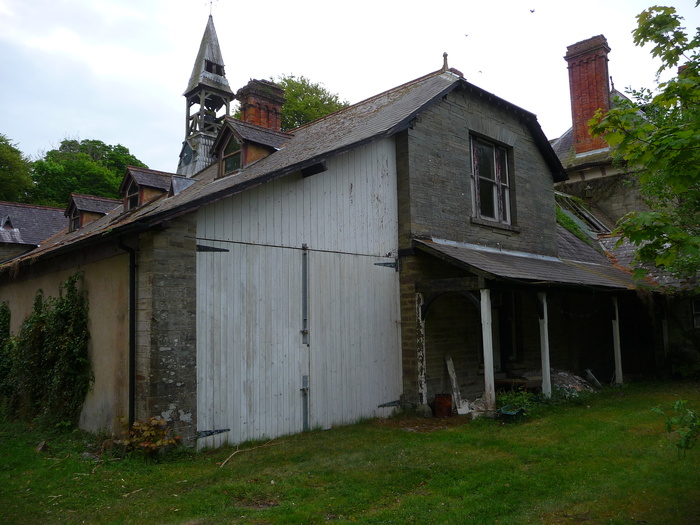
[612,296,623,385]
[415,276,481,294]
[480,289,496,411]
[538,292,552,398]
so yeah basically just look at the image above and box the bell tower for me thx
[177,15,234,177]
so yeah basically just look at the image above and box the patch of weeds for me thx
[653,399,699,458]
[496,386,596,421]
[113,416,181,459]
[497,388,536,410]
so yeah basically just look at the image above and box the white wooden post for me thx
[538,292,552,398]
[416,293,428,407]
[612,296,623,385]
[480,289,496,411]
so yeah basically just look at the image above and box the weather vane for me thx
[206,0,218,16]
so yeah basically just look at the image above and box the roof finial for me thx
[442,52,449,72]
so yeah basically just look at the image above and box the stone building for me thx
[0,19,659,447]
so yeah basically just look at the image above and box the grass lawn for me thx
[1,381,699,524]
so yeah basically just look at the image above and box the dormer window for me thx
[66,194,121,232]
[126,179,140,210]
[119,168,172,210]
[223,137,242,175]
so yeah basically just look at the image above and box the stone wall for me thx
[397,87,561,404]
[135,213,198,442]
[560,174,648,223]
[402,89,558,256]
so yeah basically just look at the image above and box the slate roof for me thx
[556,226,609,264]
[126,68,566,223]
[213,118,292,153]
[67,194,121,216]
[414,232,637,290]
[0,67,568,272]
[120,166,173,192]
[599,236,698,291]
[0,202,65,247]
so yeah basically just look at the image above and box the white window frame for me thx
[471,136,511,225]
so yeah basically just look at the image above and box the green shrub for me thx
[0,273,92,427]
[653,399,699,458]
[496,388,536,410]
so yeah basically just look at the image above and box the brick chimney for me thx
[565,35,611,154]
[237,79,286,131]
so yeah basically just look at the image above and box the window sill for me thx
[470,217,520,233]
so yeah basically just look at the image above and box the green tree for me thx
[30,139,147,207]
[0,134,32,202]
[590,4,700,281]
[274,75,349,131]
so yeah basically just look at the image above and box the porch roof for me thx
[414,238,638,291]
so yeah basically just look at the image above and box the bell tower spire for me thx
[177,15,234,176]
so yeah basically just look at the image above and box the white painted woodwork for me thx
[538,292,552,398]
[416,293,428,406]
[480,289,496,410]
[612,296,623,385]
[196,139,401,448]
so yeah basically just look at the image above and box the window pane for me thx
[225,152,241,173]
[224,138,241,155]
[496,147,508,186]
[479,179,496,219]
[501,187,510,224]
[475,141,495,180]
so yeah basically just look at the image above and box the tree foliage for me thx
[0,134,32,202]
[590,4,700,282]
[29,139,147,207]
[274,75,349,131]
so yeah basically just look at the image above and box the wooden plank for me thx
[445,356,469,414]
[416,277,481,293]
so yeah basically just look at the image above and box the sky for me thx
[0,0,698,173]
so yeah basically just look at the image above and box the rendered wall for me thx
[0,253,129,433]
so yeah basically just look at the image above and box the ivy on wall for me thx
[0,273,93,426]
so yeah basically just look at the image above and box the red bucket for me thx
[434,394,453,417]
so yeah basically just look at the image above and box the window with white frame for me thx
[471,136,511,224]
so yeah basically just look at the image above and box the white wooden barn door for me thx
[197,241,309,449]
